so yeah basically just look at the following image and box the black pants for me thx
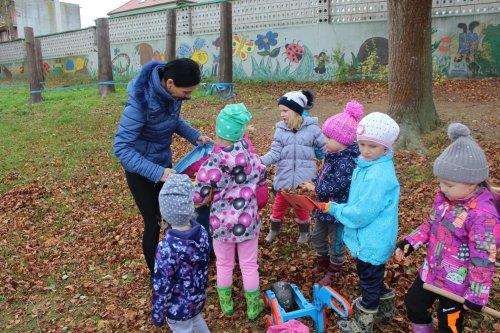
[356,259,390,310]
[405,276,465,333]
[195,205,212,253]
[125,171,164,275]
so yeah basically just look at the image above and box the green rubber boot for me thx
[216,286,234,316]
[244,289,265,320]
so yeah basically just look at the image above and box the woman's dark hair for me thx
[159,58,201,87]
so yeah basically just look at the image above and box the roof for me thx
[108,0,198,15]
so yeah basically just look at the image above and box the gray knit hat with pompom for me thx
[433,123,488,184]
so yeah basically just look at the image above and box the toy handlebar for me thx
[423,283,500,319]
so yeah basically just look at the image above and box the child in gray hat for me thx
[151,174,210,333]
[395,123,499,333]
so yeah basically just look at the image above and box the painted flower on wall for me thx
[177,43,193,58]
[191,50,209,65]
[177,38,209,65]
[75,57,86,71]
[256,31,278,51]
[232,34,255,61]
[256,31,280,58]
[42,62,50,73]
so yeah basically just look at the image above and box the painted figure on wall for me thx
[136,43,154,66]
[455,21,480,63]
[314,51,329,74]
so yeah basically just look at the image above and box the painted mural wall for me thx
[431,16,500,77]
[1,14,499,82]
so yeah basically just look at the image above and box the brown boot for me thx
[312,254,330,274]
[318,262,343,286]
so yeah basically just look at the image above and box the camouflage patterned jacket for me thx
[405,186,499,307]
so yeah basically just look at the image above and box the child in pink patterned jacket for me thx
[395,123,499,333]
[193,103,267,321]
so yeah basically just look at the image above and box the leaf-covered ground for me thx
[0,79,499,332]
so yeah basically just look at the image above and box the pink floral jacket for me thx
[193,140,267,243]
[405,186,499,306]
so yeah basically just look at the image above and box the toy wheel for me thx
[264,314,273,328]
[263,293,269,308]
[271,281,296,312]
[270,298,283,325]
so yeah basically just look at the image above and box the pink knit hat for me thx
[322,100,364,145]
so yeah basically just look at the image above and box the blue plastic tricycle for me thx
[264,282,352,332]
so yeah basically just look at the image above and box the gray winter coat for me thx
[261,117,326,191]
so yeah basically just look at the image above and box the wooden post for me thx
[165,9,176,61]
[218,1,232,83]
[24,27,42,103]
[96,18,115,95]
[34,38,45,84]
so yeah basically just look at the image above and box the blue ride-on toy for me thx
[263,282,352,332]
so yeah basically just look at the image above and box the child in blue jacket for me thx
[152,174,210,333]
[302,100,363,286]
[322,112,400,332]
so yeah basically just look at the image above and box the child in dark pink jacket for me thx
[395,123,499,333]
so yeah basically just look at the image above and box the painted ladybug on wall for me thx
[285,42,304,63]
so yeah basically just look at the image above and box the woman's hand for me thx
[196,135,213,144]
[160,168,176,182]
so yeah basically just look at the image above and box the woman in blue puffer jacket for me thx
[113,59,211,279]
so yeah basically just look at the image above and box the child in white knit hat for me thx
[322,111,400,332]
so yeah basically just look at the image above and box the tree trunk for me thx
[387,0,439,151]
[218,2,232,83]
[24,27,42,103]
[96,18,115,95]
[165,9,176,62]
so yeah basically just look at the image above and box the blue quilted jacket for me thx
[152,221,209,326]
[113,61,201,182]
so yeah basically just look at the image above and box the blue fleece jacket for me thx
[328,153,400,265]
[113,61,201,182]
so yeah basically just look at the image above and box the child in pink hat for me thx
[302,100,364,286]
[300,100,363,285]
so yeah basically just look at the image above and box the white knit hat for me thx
[356,112,400,148]
[278,90,314,116]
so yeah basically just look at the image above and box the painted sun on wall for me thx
[432,22,500,77]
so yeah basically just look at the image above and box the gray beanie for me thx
[158,174,195,226]
[433,123,488,184]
